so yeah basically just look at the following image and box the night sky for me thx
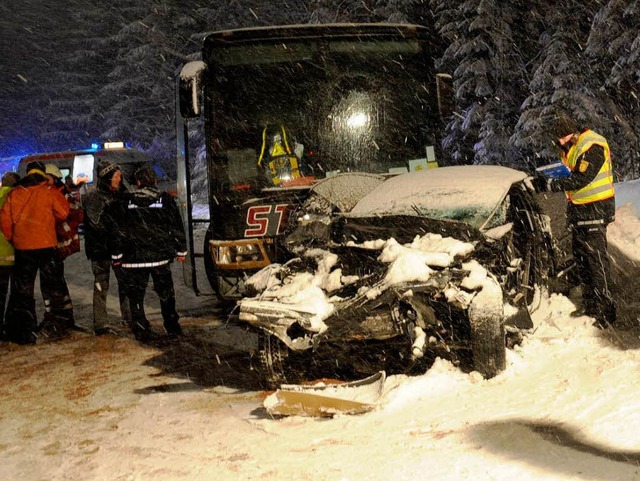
[0,0,94,157]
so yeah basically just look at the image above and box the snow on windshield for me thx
[349,165,527,227]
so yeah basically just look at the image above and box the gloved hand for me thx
[112,254,123,267]
[524,174,551,193]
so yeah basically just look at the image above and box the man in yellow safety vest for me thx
[532,114,616,329]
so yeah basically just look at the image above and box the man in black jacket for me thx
[82,159,131,335]
[111,166,187,340]
[532,115,616,329]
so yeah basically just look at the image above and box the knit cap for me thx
[97,159,120,180]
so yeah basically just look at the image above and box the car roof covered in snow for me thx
[349,165,528,224]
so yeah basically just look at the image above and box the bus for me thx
[176,23,452,303]
[17,142,155,190]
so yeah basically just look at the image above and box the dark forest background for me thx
[0,0,638,180]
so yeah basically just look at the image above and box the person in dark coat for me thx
[0,161,70,344]
[82,159,131,335]
[111,166,187,340]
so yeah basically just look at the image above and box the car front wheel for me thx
[468,276,506,378]
[258,332,314,389]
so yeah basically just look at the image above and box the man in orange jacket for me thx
[0,161,70,344]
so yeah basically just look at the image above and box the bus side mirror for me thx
[436,73,454,119]
[179,61,207,118]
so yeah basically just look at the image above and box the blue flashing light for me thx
[90,143,100,150]
[1,138,38,160]
[153,164,165,177]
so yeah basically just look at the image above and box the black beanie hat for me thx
[26,161,46,174]
[97,159,120,180]
[134,165,157,188]
[1,172,20,187]
[550,113,579,140]
[96,159,121,191]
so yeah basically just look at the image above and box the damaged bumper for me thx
[239,300,326,350]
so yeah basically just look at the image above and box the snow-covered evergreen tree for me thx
[309,0,421,23]
[585,0,640,180]
[100,0,199,176]
[434,0,525,165]
[195,0,309,30]
[0,1,78,153]
[40,0,117,150]
[512,0,604,166]
[2,0,640,180]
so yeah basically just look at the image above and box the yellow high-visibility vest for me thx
[562,129,614,205]
[257,125,301,186]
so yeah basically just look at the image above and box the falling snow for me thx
[1,180,640,480]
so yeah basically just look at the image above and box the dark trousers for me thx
[5,248,66,340]
[91,260,131,330]
[121,264,179,333]
[572,223,616,323]
[0,265,12,333]
[41,254,73,326]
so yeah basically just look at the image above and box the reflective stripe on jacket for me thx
[110,187,187,265]
[563,130,614,205]
[55,188,83,259]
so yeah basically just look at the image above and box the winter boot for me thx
[130,319,160,342]
[163,315,183,338]
[38,314,72,342]
[5,307,38,345]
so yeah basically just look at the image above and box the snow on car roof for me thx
[350,165,528,218]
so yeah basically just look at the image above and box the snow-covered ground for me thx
[2,187,640,480]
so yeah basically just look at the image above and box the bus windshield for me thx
[208,33,439,189]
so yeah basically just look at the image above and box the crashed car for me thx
[238,166,568,388]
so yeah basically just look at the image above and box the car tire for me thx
[520,237,546,315]
[504,220,546,329]
[258,332,312,389]
[468,276,506,378]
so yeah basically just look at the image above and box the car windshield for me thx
[207,33,440,188]
[349,165,527,230]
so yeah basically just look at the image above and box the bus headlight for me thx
[217,243,259,263]
[209,239,271,270]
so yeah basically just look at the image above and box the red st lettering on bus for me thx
[244,204,288,237]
